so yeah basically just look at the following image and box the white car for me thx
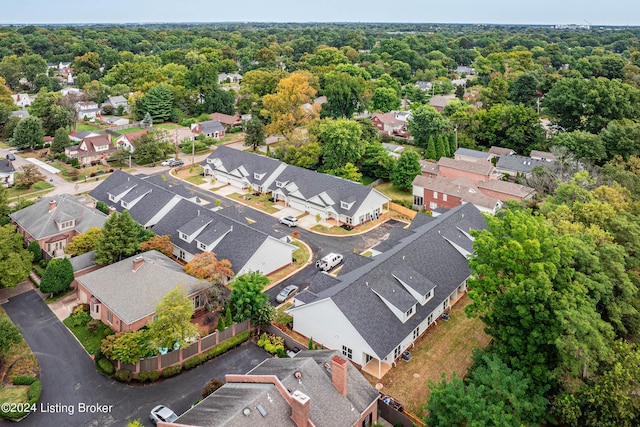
[279,216,298,227]
[150,405,178,424]
[161,159,175,166]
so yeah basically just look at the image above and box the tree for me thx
[138,83,173,123]
[0,318,21,356]
[95,201,109,215]
[148,287,198,350]
[12,115,44,150]
[390,151,421,191]
[553,131,606,164]
[321,70,366,118]
[65,227,103,257]
[229,272,270,322]
[372,87,401,112]
[243,117,266,151]
[425,136,437,160]
[27,240,42,263]
[408,104,451,149]
[15,164,45,189]
[359,142,396,179]
[262,71,320,141]
[95,210,139,265]
[139,235,174,258]
[101,330,150,364]
[39,258,74,295]
[330,162,362,182]
[184,252,234,285]
[477,104,544,153]
[51,127,70,155]
[317,118,365,170]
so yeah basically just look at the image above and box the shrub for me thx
[184,353,206,370]
[28,240,42,263]
[162,365,182,378]
[39,259,47,268]
[137,370,160,382]
[70,158,80,167]
[115,369,132,382]
[277,348,289,358]
[27,380,42,401]
[13,375,37,385]
[68,309,92,327]
[90,172,96,177]
[97,358,115,376]
[87,319,101,334]
[202,379,224,398]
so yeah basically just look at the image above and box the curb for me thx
[264,239,314,293]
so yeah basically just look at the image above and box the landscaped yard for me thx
[155,122,183,130]
[227,192,279,214]
[118,127,145,134]
[63,316,114,355]
[375,181,414,204]
[173,165,205,185]
[76,123,103,132]
[370,294,491,417]
[6,181,54,200]
[310,212,401,236]
[266,240,311,286]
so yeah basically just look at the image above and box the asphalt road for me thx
[2,290,270,427]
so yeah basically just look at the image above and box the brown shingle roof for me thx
[477,180,536,199]
[437,157,496,176]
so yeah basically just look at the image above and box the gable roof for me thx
[477,179,536,199]
[496,155,546,174]
[203,145,284,189]
[291,204,486,359]
[209,112,239,125]
[454,147,491,160]
[529,150,557,161]
[194,120,225,135]
[437,157,496,176]
[371,112,403,127]
[488,146,515,156]
[413,175,501,210]
[10,194,107,240]
[76,250,206,324]
[0,159,16,174]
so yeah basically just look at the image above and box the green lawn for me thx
[118,127,145,134]
[375,181,413,203]
[155,123,183,130]
[227,192,279,214]
[63,317,114,355]
[7,182,54,199]
[76,123,102,132]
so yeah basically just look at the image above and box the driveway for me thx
[2,290,270,427]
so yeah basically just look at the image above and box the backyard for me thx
[375,181,414,204]
[63,315,114,355]
[370,294,491,417]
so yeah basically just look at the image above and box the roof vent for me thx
[295,371,302,379]
[256,404,268,417]
[243,408,251,416]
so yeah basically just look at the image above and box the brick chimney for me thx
[132,256,145,272]
[331,355,348,396]
[48,200,57,212]
[290,390,311,427]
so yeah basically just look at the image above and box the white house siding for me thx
[350,190,389,226]
[237,236,295,276]
[213,171,247,189]
[291,299,378,366]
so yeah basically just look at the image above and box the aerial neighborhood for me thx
[0,17,639,427]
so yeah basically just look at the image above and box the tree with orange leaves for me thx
[184,252,234,285]
[139,235,174,258]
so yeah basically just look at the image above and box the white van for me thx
[315,253,343,271]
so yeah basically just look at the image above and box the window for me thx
[179,250,186,260]
[413,327,420,340]
[275,180,284,188]
[342,345,353,360]
[429,202,438,210]
[413,195,424,207]
[193,293,206,309]
[180,232,188,241]
[107,311,113,323]
[427,314,434,324]
[405,306,414,317]
[442,194,448,201]
[362,412,373,427]
[433,191,438,199]
[443,299,449,310]
[425,289,433,302]
[393,345,401,359]
[198,242,207,250]
[120,201,128,209]
[340,201,349,209]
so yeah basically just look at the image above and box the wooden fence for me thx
[114,320,250,376]
[388,201,417,219]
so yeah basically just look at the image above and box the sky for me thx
[3,0,640,26]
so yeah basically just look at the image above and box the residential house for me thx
[288,204,487,379]
[11,93,33,108]
[218,73,243,84]
[65,134,116,165]
[414,81,432,91]
[209,112,241,130]
[495,155,546,179]
[202,147,391,227]
[90,170,296,275]
[413,175,502,214]
[419,159,439,178]
[75,101,101,120]
[101,116,129,126]
[191,120,226,139]
[529,150,557,162]
[453,147,492,163]
[381,142,405,159]
[101,95,129,113]
[10,110,29,119]
[75,251,208,333]
[162,127,195,145]
[10,194,107,260]
[116,130,149,152]
[0,159,16,186]
[393,110,412,123]
[172,351,379,427]
[428,95,456,112]
[437,157,501,185]
[488,146,515,158]
[68,130,100,143]
[476,179,536,202]
[455,65,475,76]
[370,113,407,136]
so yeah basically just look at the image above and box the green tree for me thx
[149,287,198,350]
[390,150,421,191]
[408,104,451,149]
[138,83,173,123]
[372,87,401,113]
[330,162,362,182]
[0,318,21,356]
[15,164,45,189]
[39,257,74,294]
[27,240,42,263]
[553,131,606,164]
[12,115,44,150]
[317,118,365,170]
[321,70,366,118]
[51,127,70,155]
[243,117,266,151]
[229,272,270,322]
[65,227,103,257]
[95,210,139,265]
[95,201,109,215]
[359,142,396,179]
[100,330,150,364]
[435,135,447,160]
[425,136,437,160]
[477,104,544,153]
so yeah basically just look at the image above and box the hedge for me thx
[1,379,42,419]
[12,375,37,386]
[115,369,132,382]
[97,357,115,376]
[137,370,160,382]
[162,364,182,378]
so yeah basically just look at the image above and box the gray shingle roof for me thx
[199,120,225,134]
[496,155,546,174]
[454,147,491,159]
[69,250,96,273]
[10,194,107,240]
[294,204,486,359]
[201,145,284,189]
[76,250,207,324]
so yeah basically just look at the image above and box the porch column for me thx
[378,359,381,378]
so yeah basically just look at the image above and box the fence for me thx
[114,320,250,376]
[378,395,424,427]
[263,323,307,351]
[388,201,417,219]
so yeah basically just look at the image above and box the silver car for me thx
[150,405,178,424]
[276,285,299,303]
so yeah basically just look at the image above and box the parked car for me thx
[6,153,15,161]
[150,405,178,424]
[161,159,175,166]
[315,253,343,272]
[276,284,299,303]
[279,216,298,227]
[170,160,184,167]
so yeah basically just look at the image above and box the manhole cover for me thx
[413,373,420,378]
[375,383,384,390]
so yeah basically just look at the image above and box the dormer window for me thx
[405,305,415,319]
[198,242,207,250]
[108,194,116,202]
[58,220,75,230]
[340,200,355,210]
[180,232,188,241]
[275,180,284,188]
[253,172,265,180]
[121,201,129,209]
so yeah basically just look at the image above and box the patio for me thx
[362,359,393,379]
